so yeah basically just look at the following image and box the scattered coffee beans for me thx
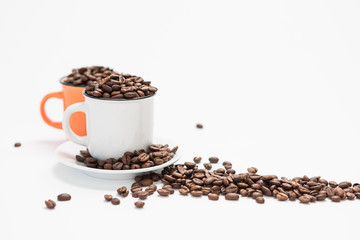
[209,157,219,163]
[57,193,71,201]
[111,198,120,205]
[134,201,145,208]
[14,142,21,147]
[193,157,202,163]
[76,144,178,170]
[62,66,118,86]
[45,199,56,209]
[85,73,157,99]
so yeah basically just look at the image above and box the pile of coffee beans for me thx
[125,159,360,204]
[62,66,118,86]
[45,193,72,209]
[75,144,178,170]
[85,73,158,99]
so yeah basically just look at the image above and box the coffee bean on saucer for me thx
[134,201,145,208]
[57,193,71,201]
[196,124,203,129]
[45,199,56,209]
[209,157,219,163]
[111,198,120,205]
[14,142,21,147]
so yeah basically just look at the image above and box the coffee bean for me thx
[140,179,153,187]
[247,167,258,174]
[256,196,265,204]
[134,201,145,208]
[104,194,112,201]
[330,196,341,202]
[138,191,149,200]
[208,193,219,201]
[196,124,203,129]
[57,193,71,201]
[299,195,311,204]
[179,189,189,195]
[157,189,170,196]
[225,193,239,200]
[329,181,338,188]
[185,162,196,169]
[209,157,219,163]
[203,163,212,170]
[111,198,120,205]
[45,199,56,209]
[193,157,202,163]
[190,191,203,197]
[14,142,21,147]
[276,193,288,201]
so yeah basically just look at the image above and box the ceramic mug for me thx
[62,91,155,160]
[40,79,86,136]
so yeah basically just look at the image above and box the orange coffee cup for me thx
[40,79,86,136]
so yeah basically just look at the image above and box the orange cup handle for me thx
[40,91,64,129]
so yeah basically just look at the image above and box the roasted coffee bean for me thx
[209,157,219,163]
[347,192,355,200]
[196,124,203,129]
[117,186,127,195]
[316,194,327,201]
[138,191,149,200]
[193,157,202,163]
[256,196,265,204]
[157,189,170,196]
[330,196,341,202]
[299,195,311,204]
[111,198,120,205]
[329,181,338,188]
[251,192,263,199]
[14,142,21,147]
[140,179,153,186]
[208,193,219,201]
[185,162,196,169]
[76,155,85,162]
[276,193,288,201]
[225,193,239,200]
[190,191,203,197]
[104,194,113,201]
[45,199,56,209]
[179,188,189,195]
[202,163,211,170]
[247,167,258,174]
[134,201,145,208]
[57,193,71,201]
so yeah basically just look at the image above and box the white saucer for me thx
[55,137,182,180]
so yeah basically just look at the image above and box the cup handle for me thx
[40,91,64,129]
[63,102,88,146]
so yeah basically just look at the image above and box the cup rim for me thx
[83,90,156,101]
[59,77,87,88]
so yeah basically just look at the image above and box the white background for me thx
[1,0,360,239]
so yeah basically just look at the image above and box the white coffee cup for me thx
[62,91,154,160]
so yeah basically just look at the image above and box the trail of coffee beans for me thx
[75,144,178,170]
[122,158,360,205]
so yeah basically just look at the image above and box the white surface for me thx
[56,138,182,180]
[63,94,154,159]
[1,0,360,240]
